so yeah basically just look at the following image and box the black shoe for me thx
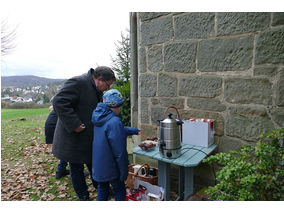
[56,170,70,179]
[79,195,90,201]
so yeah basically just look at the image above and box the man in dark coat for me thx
[52,66,116,201]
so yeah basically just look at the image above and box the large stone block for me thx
[140,97,149,124]
[141,16,173,46]
[174,12,215,39]
[198,36,253,71]
[138,46,147,74]
[218,136,248,153]
[179,76,222,98]
[217,12,270,36]
[151,107,166,125]
[157,73,177,97]
[255,28,284,65]
[153,98,185,109]
[269,107,284,128]
[276,68,284,106]
[224,78,272,105]
[226,106,274,142]
[187,98,226,112]
[226,112,275,142]
[147,45,163,72]
[228,106,268,117]
[253,65,278,77]
[272,12,284,26]
[164,42,197,73]
[151,98,160,105]
[139,12,171,22]
[139,74,157,97]
[138,123,158,140]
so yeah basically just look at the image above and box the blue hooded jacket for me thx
[91,102,139,182]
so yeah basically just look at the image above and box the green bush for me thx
[203,128,284,201]
[112,81,131,127]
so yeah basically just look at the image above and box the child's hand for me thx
[138,129,142,135]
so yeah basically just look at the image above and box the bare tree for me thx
[1,18,18,57]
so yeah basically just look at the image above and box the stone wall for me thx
[135,12,284,152]
[132,12,284,188]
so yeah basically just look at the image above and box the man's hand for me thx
[74,124,86,133]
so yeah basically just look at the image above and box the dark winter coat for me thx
[44,110,58,144]
[52,69,103,164]
[91,103,139,182]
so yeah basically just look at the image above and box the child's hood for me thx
[91,102,115,127]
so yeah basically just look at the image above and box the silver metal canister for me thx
[159,113,183,158]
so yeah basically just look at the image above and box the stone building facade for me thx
[130,12,284,187]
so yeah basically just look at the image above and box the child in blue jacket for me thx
[91,89,140,201]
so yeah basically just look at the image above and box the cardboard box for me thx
[134,179,164,201]
[182,118,215,147]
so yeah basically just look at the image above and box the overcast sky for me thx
[1,0,132,79]
[1,0,282,79]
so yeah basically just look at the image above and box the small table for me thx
[132,143,217,201]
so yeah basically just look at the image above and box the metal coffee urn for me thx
[159,106,183,159]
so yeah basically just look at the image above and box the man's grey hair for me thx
[90,66,116,81]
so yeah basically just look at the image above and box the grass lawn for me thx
[1,108,96,201]
[1,108,49,120]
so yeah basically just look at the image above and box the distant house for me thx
[11,96,24,103]
[11,96,18,103]
[37,100,44,104]
[1,95,33,104]
[1,96,12,102]
[23,96,33,102]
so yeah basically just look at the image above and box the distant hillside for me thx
[1,75,66,87]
